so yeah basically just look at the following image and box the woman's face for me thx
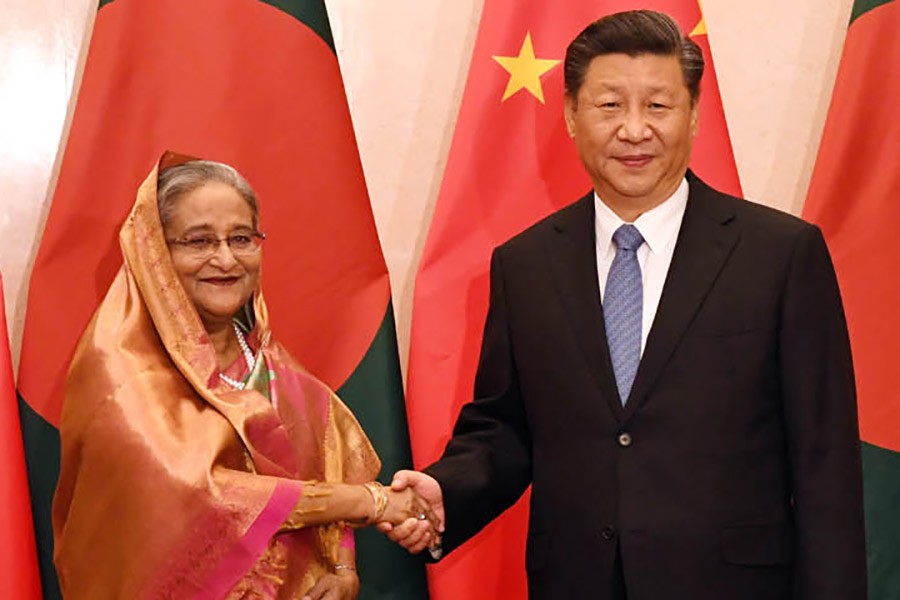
[164,181,261,330]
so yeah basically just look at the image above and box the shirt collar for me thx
[594,177,689,257]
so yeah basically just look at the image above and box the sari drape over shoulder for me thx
[52,153,380,599]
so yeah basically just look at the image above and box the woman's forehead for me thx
[166,182,255,229]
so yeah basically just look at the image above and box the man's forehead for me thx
[581,55,686,91]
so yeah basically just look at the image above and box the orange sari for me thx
[52,154,380,598]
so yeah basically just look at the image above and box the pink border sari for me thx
[52,153,380,598]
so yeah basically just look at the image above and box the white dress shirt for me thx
[595,178,689,355]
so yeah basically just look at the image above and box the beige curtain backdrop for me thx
[0,0,852,377]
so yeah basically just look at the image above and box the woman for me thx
[52,152,433,599]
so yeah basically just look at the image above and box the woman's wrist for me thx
[362,481,388,524]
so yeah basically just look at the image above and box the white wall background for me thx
[0,0,853,376]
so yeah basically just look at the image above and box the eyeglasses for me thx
[166,231,266,258]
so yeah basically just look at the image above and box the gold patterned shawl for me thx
[52,153,380,599]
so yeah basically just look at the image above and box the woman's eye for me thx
[229,235,253,248]
[186,237,214,249]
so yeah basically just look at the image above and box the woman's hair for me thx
[157,160,259,228]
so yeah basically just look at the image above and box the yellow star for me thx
[492,32,561,103]
[690,18,707,37]
[690,1,707,37]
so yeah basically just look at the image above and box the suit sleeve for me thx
[424,247,532,555]
[779,224,867,599]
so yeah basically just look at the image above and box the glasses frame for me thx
[166,230,266,258]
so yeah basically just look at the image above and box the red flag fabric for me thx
[406,1,740,598]
[0,275,42,599]
[18,0,386,430]
[803,0,900,456]
[17,1,424,597]
[803,2,900,595]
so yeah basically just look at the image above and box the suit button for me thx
[602,526,616,541]
[617,432,632,447]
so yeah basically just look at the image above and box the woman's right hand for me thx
[380,487,438,530]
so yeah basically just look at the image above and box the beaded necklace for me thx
[218,321,255,390]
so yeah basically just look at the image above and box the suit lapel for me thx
[623,174,740,420]
[545,192,624,421]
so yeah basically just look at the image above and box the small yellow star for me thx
[492,32,561,103]
[690,18,706,37]
[690,1,707,37]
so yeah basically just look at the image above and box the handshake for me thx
[371,470,445,555]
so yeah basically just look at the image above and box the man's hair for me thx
[564,10,704,104]
[157,160,259,228]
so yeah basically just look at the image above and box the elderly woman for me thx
[52,153,432,599]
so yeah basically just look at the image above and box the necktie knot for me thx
[613,224,644,252]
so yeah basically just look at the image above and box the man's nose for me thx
[617,108,651,142]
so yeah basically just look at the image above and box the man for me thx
[381,10,867,599]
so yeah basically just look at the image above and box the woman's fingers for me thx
[303,574,353,600]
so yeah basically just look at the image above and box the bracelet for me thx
[362,481,388,524]
[334,562,356,572]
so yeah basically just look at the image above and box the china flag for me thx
[406,1,740,598]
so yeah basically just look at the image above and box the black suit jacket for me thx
[425,173,867,600]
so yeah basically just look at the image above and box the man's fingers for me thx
[386,518,427,546]
[391,469,417,491]
[404,524,435,554]
[387,519,434,553]
[385,516,419,541]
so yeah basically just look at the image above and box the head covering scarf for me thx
[52,152,380,598]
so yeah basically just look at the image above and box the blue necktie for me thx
[604,224,644,405]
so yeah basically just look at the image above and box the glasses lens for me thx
[227,232,263,255]
[183,236,217,255]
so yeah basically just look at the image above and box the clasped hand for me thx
[377,470,445,555]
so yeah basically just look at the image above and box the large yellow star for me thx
[492,32,561,103]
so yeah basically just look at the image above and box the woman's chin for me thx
[196,303,245,328]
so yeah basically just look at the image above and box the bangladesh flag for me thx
[16,1,427,598]
[803,1,900,597]
[406,1,740,598]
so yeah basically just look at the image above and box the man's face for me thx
[564,52,698,216]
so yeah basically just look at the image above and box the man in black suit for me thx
[380,10,866,599]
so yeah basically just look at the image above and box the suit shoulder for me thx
[732,195,815,234]
[694,178,819,243]
[495,193,591,256]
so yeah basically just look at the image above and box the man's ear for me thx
[564,94,577,138]
[690,101,700,137]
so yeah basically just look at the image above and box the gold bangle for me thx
[362,481,388,523]
[334,562,356,572]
